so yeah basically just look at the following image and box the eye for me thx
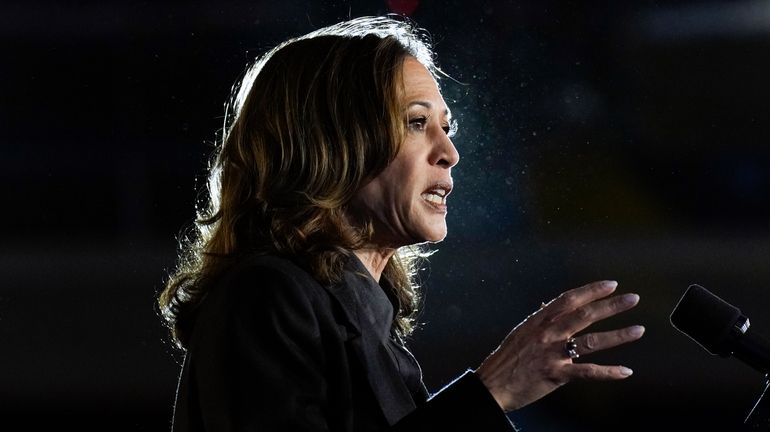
[408,116,428,132]
[443,119,458,138]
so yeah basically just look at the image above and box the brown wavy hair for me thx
[159,16,441,349]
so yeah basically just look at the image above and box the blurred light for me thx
[386,0,420,16]
[638,0,770,41]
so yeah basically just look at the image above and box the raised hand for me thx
[475,280,644,412]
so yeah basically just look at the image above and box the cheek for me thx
[390,166,421,209]
[354,170,409,217]
[356,148,426,228]
[378,159,415,196]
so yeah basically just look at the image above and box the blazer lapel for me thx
[323,265,417,425]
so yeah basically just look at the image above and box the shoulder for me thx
[183,254,343,382]
[193,254,333,333]
[213,254,328,304]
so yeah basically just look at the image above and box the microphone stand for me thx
[745,374,770,429]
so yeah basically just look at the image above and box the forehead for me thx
[401,57,445,105]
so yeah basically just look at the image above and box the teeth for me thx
[432,189,446,197]
[421,192,446,205]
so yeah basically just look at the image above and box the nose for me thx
[432,130,460,169]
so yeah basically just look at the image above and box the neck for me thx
[353,247,396,282]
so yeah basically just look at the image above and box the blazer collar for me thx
[323,254,417,425]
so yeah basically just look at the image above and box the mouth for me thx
[420,182,453,207]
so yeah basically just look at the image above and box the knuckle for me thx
[584,333,598,351]
[536,335,548,345]
[591,365,608,380]
[541,363,564,383]
[574,307,590,321]
[587,364,603,379]
[552,375,569,387]
[560,292,577,305]
[542,364,558,377]
[581,365,595,379]
[598,366,612,380]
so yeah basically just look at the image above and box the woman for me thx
[159,16,644,431]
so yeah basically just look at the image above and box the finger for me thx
[571,325,645,357]
[541,280,618,321]
[553,293,641,336]
[566,363,635,381]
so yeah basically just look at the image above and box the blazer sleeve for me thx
[186,265,331,432]
[394,371,518,431]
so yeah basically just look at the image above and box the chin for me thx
[421,225,448,243]
[398,220,448,246]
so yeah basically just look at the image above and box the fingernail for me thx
[622,293,640,306]
[602,280,618,291]
[619,366,633,376]
[629,325,645,337]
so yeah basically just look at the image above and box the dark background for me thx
[3,0,770,430]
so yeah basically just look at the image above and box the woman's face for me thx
[351,56,460,248]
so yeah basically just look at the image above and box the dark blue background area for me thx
[3,1,770,430]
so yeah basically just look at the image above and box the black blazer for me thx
[171,254,515,431]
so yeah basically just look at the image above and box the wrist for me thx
[474,365,512,412]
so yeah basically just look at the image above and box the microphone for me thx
[670,284,770,374]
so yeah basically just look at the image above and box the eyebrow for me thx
[408,100,452,120]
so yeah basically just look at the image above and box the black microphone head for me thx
[670,284,744,356]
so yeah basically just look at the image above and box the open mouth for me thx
[420,182,452,206]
